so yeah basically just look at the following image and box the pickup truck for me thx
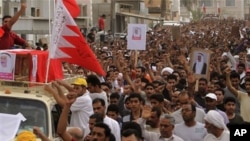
[0,80,74,141]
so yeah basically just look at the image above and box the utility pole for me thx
[160,0,166,26]
[111,0,116,34]
[21,0,27,16]
[160,0,166,19]
[249,2,250,20]
[137,0,140,23]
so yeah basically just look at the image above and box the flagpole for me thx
[45,0,53,83]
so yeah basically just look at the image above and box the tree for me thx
[181,0,202,21]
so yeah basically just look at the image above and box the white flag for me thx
[0,113,26,141]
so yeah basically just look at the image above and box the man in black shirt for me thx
[87,28,96,43]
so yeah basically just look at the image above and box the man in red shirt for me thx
[0,2,31,50]
[98,14,106,31]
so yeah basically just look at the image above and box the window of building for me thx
[226,0,235,6]
[81,5,87,17]
[7,0,20,1]
[14,7,18,14]
[180,0,199,7]
[31,7,36,17]
[200,0,213,7]
[245,0,250,6]
[36,9,40,17]
[0,7,1,15]
[180,0,185,7]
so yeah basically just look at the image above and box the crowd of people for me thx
[15,18,250,141]
[2,2,250,141]
[47,17,250,140]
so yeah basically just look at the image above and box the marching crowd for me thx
[28,18,250,141]
[2,2,250,141]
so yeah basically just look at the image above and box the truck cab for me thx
[0,80,73,140]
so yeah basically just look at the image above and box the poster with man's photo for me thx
[127,24,147,50]
[0,52,16,80]
[190,48,211,79]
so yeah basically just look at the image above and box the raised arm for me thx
[7,3,26,29]
[137,105,156,141]
[33,126,51,141]
[144,61,156,81]
[56,80,74,92]
[164,53,174,69]
[186,72,196,97]
[44,83,65,107]
[225,67,238,97]
[226,51,237,71]
[179,54,191,74]
[57,92,77,141]
[116,56,135,91]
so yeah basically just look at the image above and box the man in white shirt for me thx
[138,105,184,141]
[70,78,94,129]
[45,78,93,130]
[86,74,108,108]
[192,53,207,75]
[174,104,207,141]
[204,110,230,141]
[92,98,121,141]
[171,91,206,124]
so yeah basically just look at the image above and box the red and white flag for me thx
[62,0,80,18]
[202,2,206,13]
[50,0,106,76]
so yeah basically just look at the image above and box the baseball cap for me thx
[205,93,217,101]
[72,78,87,87]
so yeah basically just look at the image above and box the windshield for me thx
[0,96,48,136]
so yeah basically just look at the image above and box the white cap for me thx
[102,46,108,50]
[247,48,250,55]
[205,93,217,101]
[161,67,173,75]
[233,55,239,59]
[222,52,227,57]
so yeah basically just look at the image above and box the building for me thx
[1,0,100,46]
[131,0,250,21]
[179,0,250,21]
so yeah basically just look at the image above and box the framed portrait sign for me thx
[190,48,212,80]
[0,51,16,80]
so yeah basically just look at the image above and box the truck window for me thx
[51,104,62,135]
[0,97,48,136]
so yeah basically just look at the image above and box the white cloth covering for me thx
[204,110,228,130]
[161,67,173,75]
[0,113,26,141]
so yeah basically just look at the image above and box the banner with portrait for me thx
[127,24,147,50]
[0,51,16,80]
[190,48,211,80]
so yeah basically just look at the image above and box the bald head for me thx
[67,127,84,141]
